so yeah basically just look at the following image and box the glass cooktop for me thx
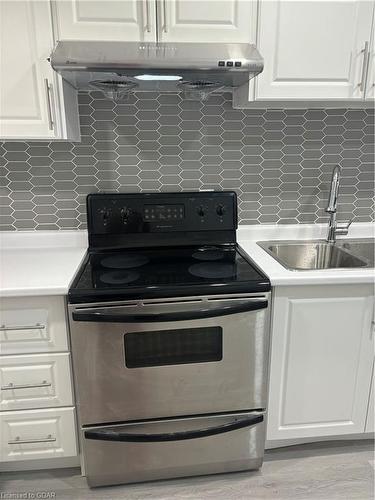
[69,245,270,303]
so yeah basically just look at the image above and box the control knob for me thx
[100,208,111,226]
[197,206,205,217]
[216,205,225,217]
[121,207,132,223]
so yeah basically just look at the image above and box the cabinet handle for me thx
[360,41,370,95]
[144,0,151,33]
[44,78,54,130]
[1,381,51,391]
[8,434,56,445]
[0,323,45,332]
[162,0,168,33]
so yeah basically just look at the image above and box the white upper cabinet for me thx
[0,0,79,140]
[53,0,157,41]
[364,5,375,99]
[157,0,256,43]
[267,285,374,442]
[248,0,375,104]
[365,361,374,433]
[53,0,256,43]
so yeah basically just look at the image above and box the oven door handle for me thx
[72,300,268,323]
[84,414,263,442]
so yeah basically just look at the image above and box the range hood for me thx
[50,41,263,101]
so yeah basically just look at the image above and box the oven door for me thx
[68,294,270,425]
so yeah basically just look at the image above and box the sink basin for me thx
[257,241,369,270]
[336,239,375,267]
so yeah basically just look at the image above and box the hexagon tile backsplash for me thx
[0,92,374,230]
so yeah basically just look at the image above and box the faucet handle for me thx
[336,218,353,236]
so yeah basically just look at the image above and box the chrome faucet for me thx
[325,165,352,243]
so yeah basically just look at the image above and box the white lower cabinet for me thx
[365,360,374,433]
[0,296,68,355]
[0,353,73,411]
[0,407,77,462]
[0,295,78,469]
[267,284,374,441]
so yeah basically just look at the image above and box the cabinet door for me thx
[54,0,156,41]
[365,361,374,432]
[0,296,68,355]
[0,407,77,462]
[365,5,375,99]
[267,285,374,441]
[0,353,73,411]
[158,0,256,43]
[0,0,79,140]
[254,0,374,101]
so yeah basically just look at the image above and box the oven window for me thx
[124,327,222,368]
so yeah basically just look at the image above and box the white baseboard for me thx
[266,432,374,450]
[0,456,81,472]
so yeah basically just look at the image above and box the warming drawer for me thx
[82,411,265,487]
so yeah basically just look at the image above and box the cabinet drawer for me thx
[0,353,73,411]
[0,296,68,354]
[0,407,77,462]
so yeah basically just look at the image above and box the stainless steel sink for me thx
[336,239,374,267]
[257,240,370,271]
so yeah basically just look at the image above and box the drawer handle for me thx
[162,0,168,32]
[144,0,152,32]
[85,414,264,442]
[1,381,51,391]
[8,434,56,445]
[360,41,370,95]
[44,78,54,130]
[0,323,46,332]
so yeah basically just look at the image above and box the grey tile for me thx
[0,92,373,230]
[27,156,52,166]
[50,151,75,161]
[223,120,242,131]
[10,191,33,201]
[7,171,32,181]
[7,181,33,191]
[13,219,35,229]
[159,146,182,155]
[3,142,28,152]
[92,110,116,121]
[304,110,327,120]
[157,94,181,105]
[91,99,115,110]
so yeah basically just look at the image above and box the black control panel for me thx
[143,204,184,221]
[87,191,237,249]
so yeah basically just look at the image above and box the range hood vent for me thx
[90,79,138,102]
[177,80,224,101]
[50,41,263,101]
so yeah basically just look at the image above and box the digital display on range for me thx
[143,204,185,221]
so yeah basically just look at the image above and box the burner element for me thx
[188,263,236,279]
[101,254,149,269]
[192,249,225,261]
[100,271,139,285]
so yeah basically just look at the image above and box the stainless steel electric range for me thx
[68,191,271,487]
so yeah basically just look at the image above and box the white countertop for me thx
[0,223,374,297]
[238,223,375,286]
[0,231,88,297]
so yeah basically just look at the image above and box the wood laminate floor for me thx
[0,440,374,500]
